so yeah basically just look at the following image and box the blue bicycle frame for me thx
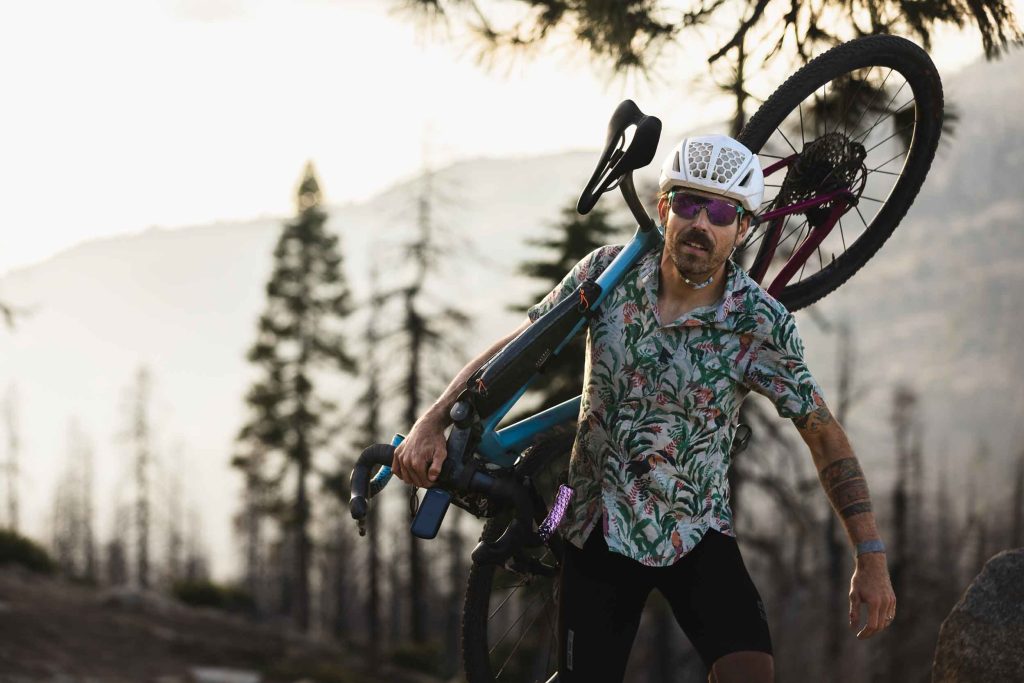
[474,223,663,468]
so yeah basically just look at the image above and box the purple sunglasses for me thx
[669,191,744,227]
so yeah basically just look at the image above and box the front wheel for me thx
[461,430,573,683]
[737,34,944,311]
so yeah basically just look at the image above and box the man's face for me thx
[658,189,750,278]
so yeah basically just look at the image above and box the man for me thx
[392,135,895,683]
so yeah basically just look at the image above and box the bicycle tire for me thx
[462,429,574,683]
[737,35,944,311]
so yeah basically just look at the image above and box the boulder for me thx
[932,548,1024,682]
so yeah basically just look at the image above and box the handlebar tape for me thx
[349,443,396,522]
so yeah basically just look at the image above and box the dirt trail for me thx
[0,568,439,683]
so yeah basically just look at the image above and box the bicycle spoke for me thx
[741,224,769,251]
[776,126,799,155]
[543,600,557,676]
[490,587,550,655]
[727,37,942,311]
[489,580,531,619]
[854,203,870,228]
[780,215,809,246]
[799,101,806,146]
[843,66,876,138]
[854,96,915,148]
[822,81,828,136]
[862,117,915,155]
[853,80,908,146]
[494,593,553,679]
[799,242,810,282]
[870,150,910,173]
[778,86,912,217]
[850,67,894,136]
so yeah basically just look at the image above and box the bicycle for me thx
[349,34,943,683]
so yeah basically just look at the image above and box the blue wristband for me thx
[855,539,885,556]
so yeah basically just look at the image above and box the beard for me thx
[670,229,722,280]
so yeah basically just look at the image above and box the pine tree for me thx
[234,443,269,605]
[164,444,185,587]
[513,199,629,412]
[125,367,153,589]
[384,168,469,644]
[3,385,20,532]
[52,420,97,581]
[358,263,385,657]
[234,162,356,632]
[888,383,924,683]
[105,503,130,586]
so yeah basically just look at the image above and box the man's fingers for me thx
[391,444,404,481]
[885,596,897,627]
[428,453,445,484]
[849,592,860,628]
[859,598,883,639]
[407,460,424,489]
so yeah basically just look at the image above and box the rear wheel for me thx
[737,34,944,311]
[461,429,573,683]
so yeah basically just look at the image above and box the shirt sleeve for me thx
[526,246,612,323]
[742,313,825,419]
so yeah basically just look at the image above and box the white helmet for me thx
[658,135,765,213]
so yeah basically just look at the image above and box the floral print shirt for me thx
[527,241,825,566]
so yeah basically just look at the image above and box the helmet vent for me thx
[711,146,745,184]
[687,142,714,179]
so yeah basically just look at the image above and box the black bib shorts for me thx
[557,526,772,681]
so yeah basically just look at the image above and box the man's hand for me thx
[849,553,896,639]
[392,411,448,489]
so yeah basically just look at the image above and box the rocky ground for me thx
[0,568,442,683]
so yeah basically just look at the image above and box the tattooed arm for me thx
[794,402,897,640]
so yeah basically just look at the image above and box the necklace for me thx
[682,273,714,289]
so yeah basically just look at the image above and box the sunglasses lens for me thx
[670,193,703,219]
[706,200,738,226]
[670,192,739,226]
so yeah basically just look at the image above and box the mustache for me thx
[676,230,713,251]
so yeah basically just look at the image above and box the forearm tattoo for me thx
[794,403,833,432]
[819,457,872,519]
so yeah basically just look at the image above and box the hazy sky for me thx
[0,0,1015,276]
